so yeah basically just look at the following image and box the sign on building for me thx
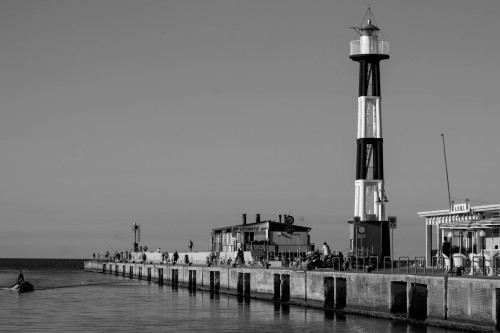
[451,202,470,213]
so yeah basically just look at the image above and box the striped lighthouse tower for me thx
[349,9,390,257]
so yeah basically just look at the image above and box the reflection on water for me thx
[0,260,453,332]
[210,291,220,301]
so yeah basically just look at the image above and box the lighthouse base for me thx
[351,220,390,261]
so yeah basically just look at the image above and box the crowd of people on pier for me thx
[92,240,358,270]
[92,240,195,265]
[91,236,257,269]
[93,248,182,264]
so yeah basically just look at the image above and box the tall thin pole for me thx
[391,227,394,273]
[441,134,452,207]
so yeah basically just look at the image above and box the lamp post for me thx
[447,231,454,272]
[479,230,486,274]
[375,190,390,264]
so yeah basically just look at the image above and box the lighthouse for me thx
[349,9,390,258]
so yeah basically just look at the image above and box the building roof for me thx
[418,204,500,217]
[418,203,500,226]
[211,220,311,233]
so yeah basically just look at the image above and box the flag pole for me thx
[441,134,452,207]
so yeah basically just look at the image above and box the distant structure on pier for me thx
[210,214,313,255]
[348,8,391,258]
[132,222,141,252]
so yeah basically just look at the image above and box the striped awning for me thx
[438,220,478,229]
[426,213,480,226]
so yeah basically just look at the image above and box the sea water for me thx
[0,259,453,332]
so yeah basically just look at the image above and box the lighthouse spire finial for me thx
[351,6,380,37]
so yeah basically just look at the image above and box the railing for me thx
[369,256,379,272]
[383,256,393,273]
[96,251,499,277]
[413,256,426,274]
[398,257,410,274]
[331,257,342,271]
[431,256,445,274]
[350,40,389,56]
[266,249,316,261]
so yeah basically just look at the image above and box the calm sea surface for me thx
[0,259,455,332]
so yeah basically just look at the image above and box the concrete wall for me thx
[85,260,500,332]
[447,277,499,326]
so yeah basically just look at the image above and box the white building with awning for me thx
[418,201,500,266]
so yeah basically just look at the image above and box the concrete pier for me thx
[85,260,500,332]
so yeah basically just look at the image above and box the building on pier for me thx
[210,214,313,255]
[418,201,500,267]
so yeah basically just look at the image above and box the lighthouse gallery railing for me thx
[350,40,389,56]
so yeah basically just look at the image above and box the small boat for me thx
[10,281,34,293]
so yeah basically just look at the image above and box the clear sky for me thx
[1,0,499,258]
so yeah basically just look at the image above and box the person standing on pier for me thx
[236,248,244,267]
[188,240,194,252]
[442,237,451,274]
[173,251,179,264]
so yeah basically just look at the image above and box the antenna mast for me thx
[441,134,452,207]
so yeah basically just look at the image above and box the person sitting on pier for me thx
[322,242,331,260]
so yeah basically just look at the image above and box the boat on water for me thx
[10,271,34,292]
[10,281,34,292]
